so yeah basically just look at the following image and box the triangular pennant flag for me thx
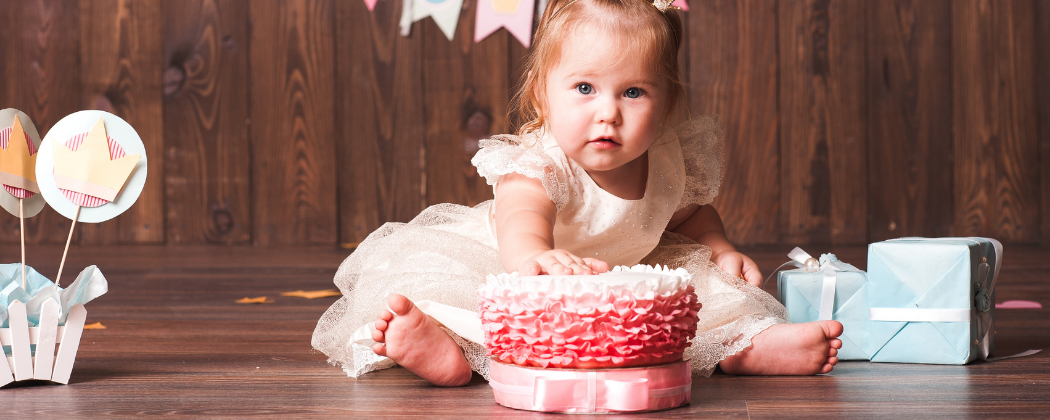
[475,0,535,47]
[400,0,465,40]
[364,0,378,11]
[672,0,688,11]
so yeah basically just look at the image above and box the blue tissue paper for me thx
[0,264,108,327]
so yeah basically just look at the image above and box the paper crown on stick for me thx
[0,116,39,194]
[51,118,140,202]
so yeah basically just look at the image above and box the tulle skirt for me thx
[311,201,787,380]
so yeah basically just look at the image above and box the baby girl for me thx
[313,0,842,386]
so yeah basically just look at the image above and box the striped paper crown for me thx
[52,118,140,202]
[0,116,39,193]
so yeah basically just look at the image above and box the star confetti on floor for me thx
[280,289,341,299]
[236,296,274,304]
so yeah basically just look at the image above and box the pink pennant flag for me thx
[364,0,378,11]
[672,0,688,11]
[475,0,536,48]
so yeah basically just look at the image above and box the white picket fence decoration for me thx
[1,300,87,386]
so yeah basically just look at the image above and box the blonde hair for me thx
[511,0,685,134]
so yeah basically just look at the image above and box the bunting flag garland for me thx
[475,0,536,47]
[400,0,466,40]
[393,0,686,42]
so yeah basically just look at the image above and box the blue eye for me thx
[576,83,593,95]
[625,87,642,98]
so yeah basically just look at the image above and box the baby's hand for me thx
[520,250,609,276]
[712,250,762,287]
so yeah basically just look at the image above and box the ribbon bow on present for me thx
[766,247,861,321]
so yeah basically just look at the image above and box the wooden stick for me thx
[20,197,26,289]
[55,205,81,289]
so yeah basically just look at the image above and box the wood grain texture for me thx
[0,2,1047,248]
[78,0,165,245]
[2,244,1049,417]
[779,0,868,245]
[335,0,425,244]
[162,0,252,244]
[1038,0,1050,246]
[421,6,506,208]
[866,0,953,242]
[0,0,82,246]
[688,0,779,246]
[952,0,1040,243]
[250,0,338,245]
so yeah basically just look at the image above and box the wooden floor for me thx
[1,245,1048,418]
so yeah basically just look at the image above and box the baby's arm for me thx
[493,172,609,275]
[668,204,762,287]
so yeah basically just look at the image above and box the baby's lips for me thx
[587,137,620,144]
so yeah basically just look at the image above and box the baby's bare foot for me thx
[719,321,843,375]
[371,294,473,386]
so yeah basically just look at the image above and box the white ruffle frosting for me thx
[484,264,692,296]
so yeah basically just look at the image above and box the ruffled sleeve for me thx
[675,116,726,209]
[471,133,570,211]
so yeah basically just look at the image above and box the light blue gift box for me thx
[866,237,1002,364]
[776,249,870,360]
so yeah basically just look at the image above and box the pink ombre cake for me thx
[479,265,701,369]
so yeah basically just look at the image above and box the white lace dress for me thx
[311,116,787,380]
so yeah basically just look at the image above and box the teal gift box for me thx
[866,237,1002,364]
[776,248,870,360]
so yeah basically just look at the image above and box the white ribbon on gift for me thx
[767,247,857,321]
[869,307,972,323]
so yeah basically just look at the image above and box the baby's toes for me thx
[378,309,394,322]
[374,318,388,331]
[372,325,386,343]
[372,342,388,357]
[828,338,843,349]
[828,347,838,358]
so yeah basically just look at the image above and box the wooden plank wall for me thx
[0,0,1046,247]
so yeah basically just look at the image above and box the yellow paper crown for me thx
[0,116,40,193]
[52,118,141,202]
